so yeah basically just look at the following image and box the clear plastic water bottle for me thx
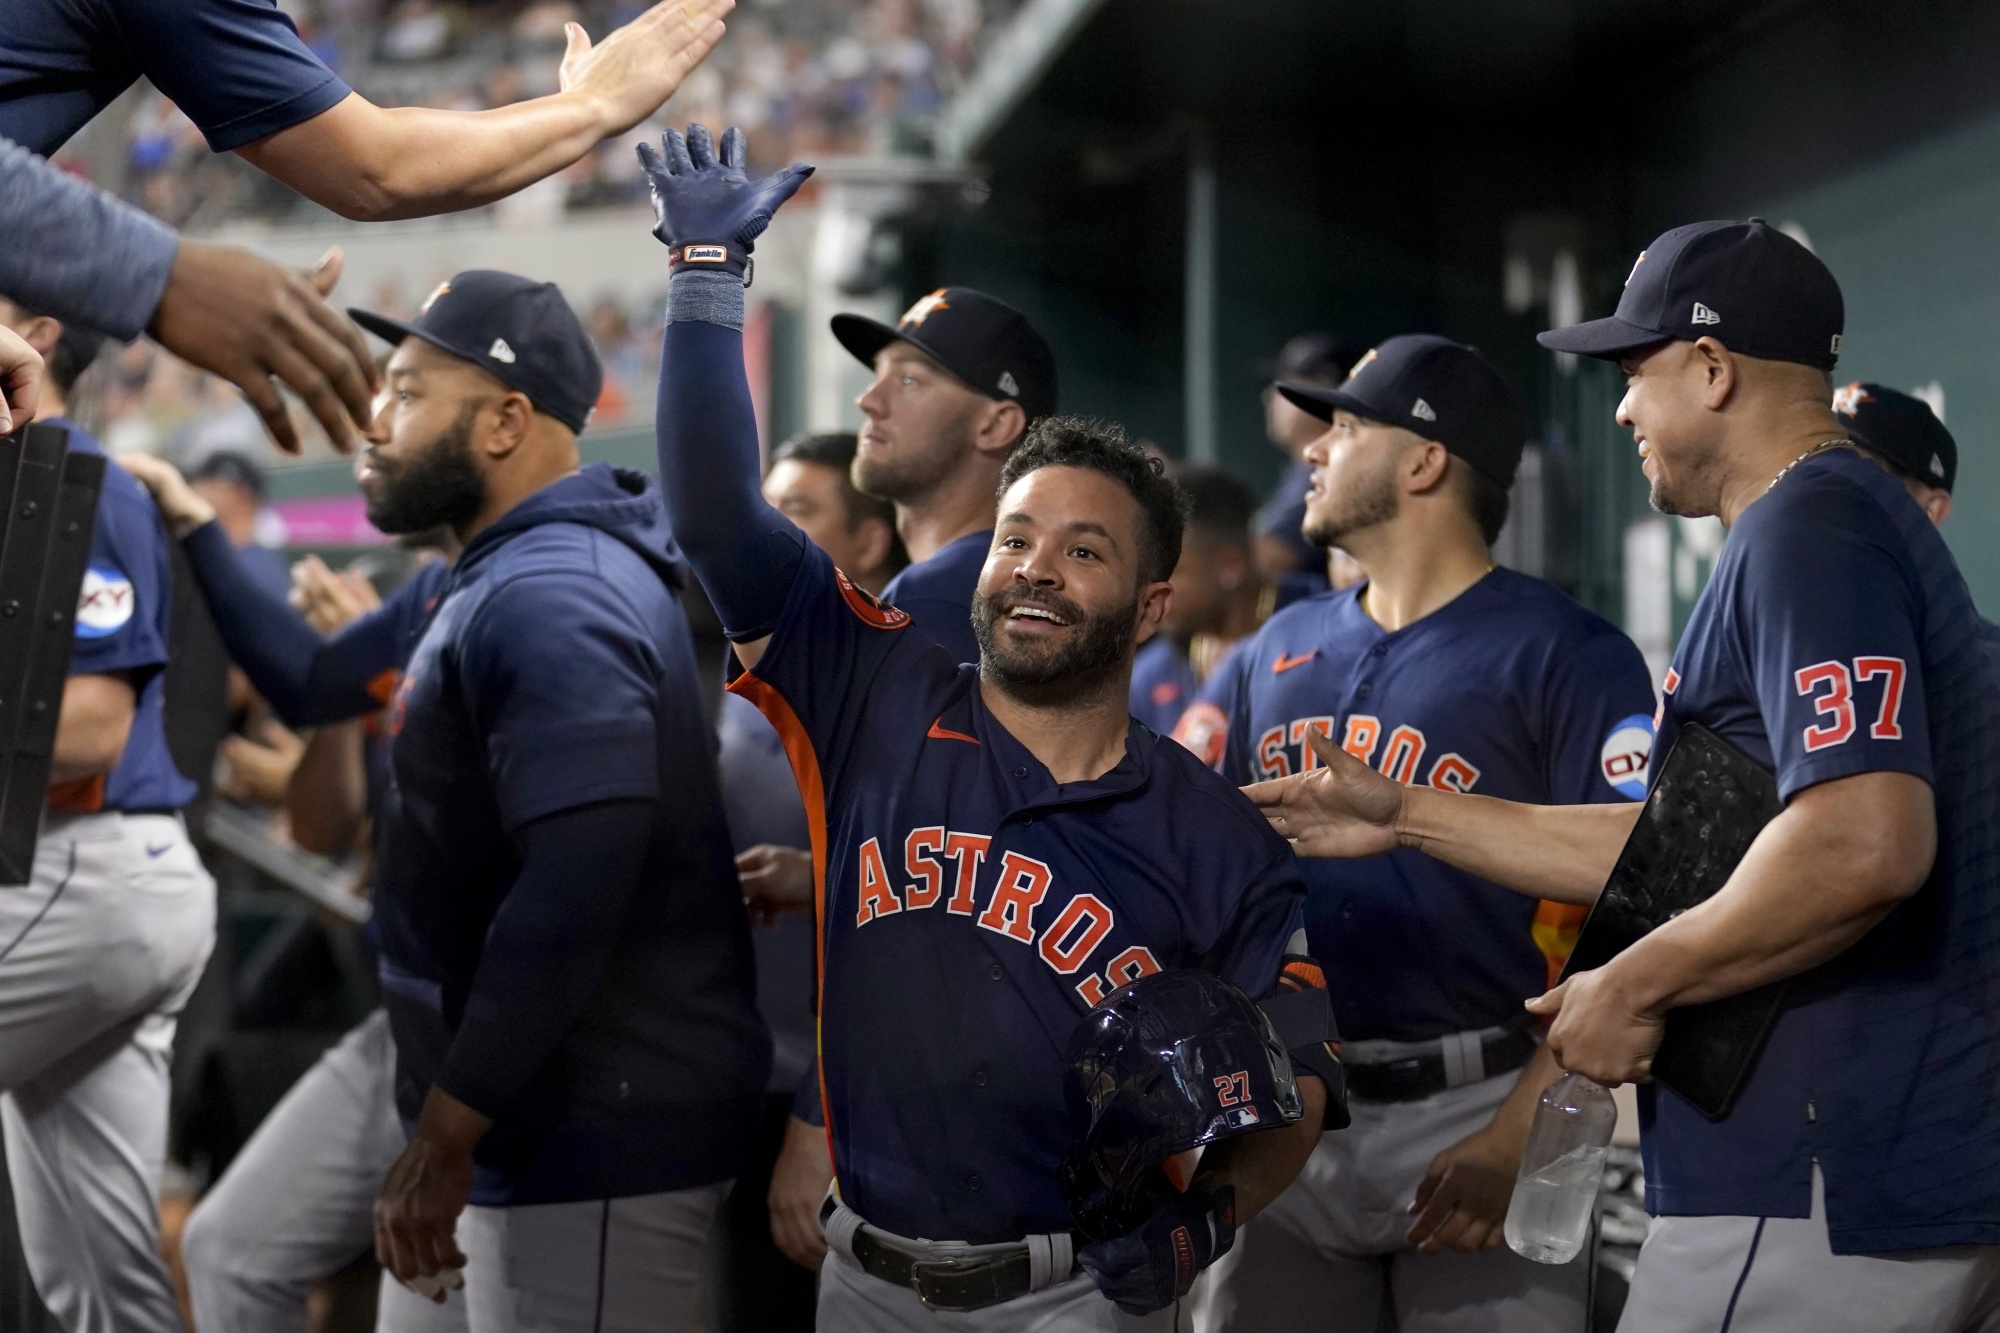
[1504,1072,1616,1264]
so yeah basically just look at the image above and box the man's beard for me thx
[852,409,980,504]
[973,584,1139,706]
[365,404,487,536]
[1301,464,1399,549]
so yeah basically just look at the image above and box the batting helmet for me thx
[1059,969,1302,1241]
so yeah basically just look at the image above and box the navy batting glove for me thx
[637,124,813,281]
[1078,1185,1236,1316]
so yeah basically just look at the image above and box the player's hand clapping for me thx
[290,554,382,635]
[1242,728,1407,859]
[735,843,813,923]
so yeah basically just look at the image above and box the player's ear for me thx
[480,391,537,460]
[1404,438,1451,496]
[1693,336,1736,410]
[1136,576,1173,646]
[974,398,1028,458]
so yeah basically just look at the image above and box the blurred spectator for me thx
[189,452,294,600]
[1255,332,1362,584]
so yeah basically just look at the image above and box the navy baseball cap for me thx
[349,271,602,434]
[1834,382,1957,491]
[1276,334,1529,488]
[832,287,1058,422]
[1538,219,1845,371]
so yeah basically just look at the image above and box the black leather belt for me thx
[822,1197,1070,1312]
[1345,1027,1539,1103]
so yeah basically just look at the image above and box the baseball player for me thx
[126,270,770,1330]
[1250,220,2000,1331]
[834,284,1058,665]
[1252,334,1358,589]
[1129,467,1272,736]
[644,123,1336,1329]
[174,389,466,1333]
[1192,335,1655,1332]
[0,303,214,1332]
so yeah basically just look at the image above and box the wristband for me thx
[667,242,754,287]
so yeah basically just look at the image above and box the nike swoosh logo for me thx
[926,718,979,745]
[145,843,172,858]
[1271,652,1318,674]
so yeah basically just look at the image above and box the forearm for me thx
[240,94,608,222]
[0,137,177,339]
[50,675,136,783]
[1491,1041,1562,1138]
[434,799,655,1117]
[287,720,369,856]
[1192,1076,1325,1221]
[1399,788,1639,906]
[1610,777,1933,1011]
[183,523,388,726]
[654,274,805,642]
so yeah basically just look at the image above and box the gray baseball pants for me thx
[1194,1069,1587,1333]
[0,810,215,1333]
[181,1007,467,1333]
[1617,1165,2000,1333]
[817,1194,1182,1332]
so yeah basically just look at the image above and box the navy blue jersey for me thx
[879,527,987,665]
[0,0,350,157]
[733,540,1305,1243]
[1169,635,1255,770]
[376,465,767,1206]
[1216,570,1655,1040]
[1642,448,2000,1253]
[52,418,194,814]
[1128,634,1196,734]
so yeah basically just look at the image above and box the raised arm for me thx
[1244,730,1640,905]
[642,125,813,667]
[238,1,730,221]
[120,456,416,727]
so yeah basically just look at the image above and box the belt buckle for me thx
[909,1255,1004,1313]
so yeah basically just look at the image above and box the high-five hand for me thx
[1242,727,1406,859]
[637,123,813,257]
[559,0,734,137]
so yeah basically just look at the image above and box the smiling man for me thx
[1247,220,2000,1332]
[644,124,1339,1330]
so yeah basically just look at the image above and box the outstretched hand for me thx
[0,324,42,434]
[558,0,733,138]
[637,124,813,254]
[1241,728,1406,860]
[118,453,218,538]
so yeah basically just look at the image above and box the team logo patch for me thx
[420,280,450,313]
[1347,348,1378,380]
[836,568,910,630]
[1832,382,1873,417]
[1600,713,1655,799]
[900,289,950,327]
[75,564,135,639]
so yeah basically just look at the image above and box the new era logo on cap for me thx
[998,371,1019,396]
[488,338,516,364]
[1691,302,1720,325]
[1410,398,1436,422]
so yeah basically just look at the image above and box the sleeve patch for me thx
[75,565,137,639]
[1600,713,1655,799]
[836,567,911,630]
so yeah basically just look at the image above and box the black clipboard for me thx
[0,422,104,884]
[1557,722,1787,1119]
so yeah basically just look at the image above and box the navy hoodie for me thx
[375,464,769,1205]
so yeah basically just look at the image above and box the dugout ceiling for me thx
[918,0,2000,614]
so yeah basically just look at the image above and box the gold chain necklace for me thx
[1767,437,1856,492]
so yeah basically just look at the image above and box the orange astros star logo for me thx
[1832,382,1874,417]
[420,280,451,313]
[900,290,951,327]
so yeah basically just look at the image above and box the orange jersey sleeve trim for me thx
[728,670,837,1155]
